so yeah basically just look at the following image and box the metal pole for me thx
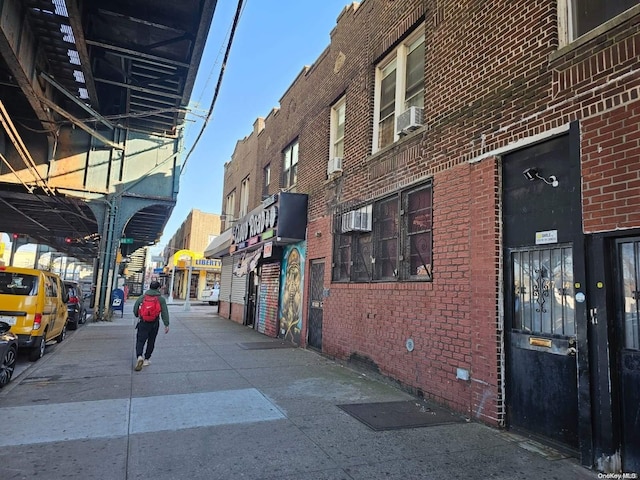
[167,264,175,304]
[183,261,192,312]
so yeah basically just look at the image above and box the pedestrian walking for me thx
[132,281,169,371]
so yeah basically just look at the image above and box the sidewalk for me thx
[0,300,598,480]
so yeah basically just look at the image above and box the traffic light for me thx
[12,233,19,239]
[64,237,73,244]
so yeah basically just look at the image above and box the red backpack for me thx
[139,295,161,321]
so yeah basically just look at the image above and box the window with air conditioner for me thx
[373,28,425,153]
[559,0,638,46]
[332,182,432,283]
[328,97,345,175]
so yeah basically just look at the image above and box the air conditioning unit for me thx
[327,156,343,175]
[396,106,424,134]
[341,205,372,233]
[341,211,356,233]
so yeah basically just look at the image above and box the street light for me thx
[183,256,192,312]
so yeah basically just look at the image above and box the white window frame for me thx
[558,0,640,47]
[283,141,299,191]
[330,97,346,161]
[240,176,250,217]
[264,164,271,187]
[372,28,425,153]
[225,190,235,222]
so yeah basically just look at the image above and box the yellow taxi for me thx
[0,266,68,361]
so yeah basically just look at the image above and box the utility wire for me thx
[180,0,245,175]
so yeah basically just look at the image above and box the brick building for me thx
[215,0,640,472]
[163,209,222,300]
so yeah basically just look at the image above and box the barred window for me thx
[332,182,433,283]
[404,184,433,280]
[374,196,399,280]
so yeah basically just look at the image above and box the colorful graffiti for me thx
[279,243,305,344]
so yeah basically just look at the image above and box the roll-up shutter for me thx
[231,259,247,305]
[257,262,280,336]
[220,256,234,304]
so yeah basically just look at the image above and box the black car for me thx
[0,321,18,388]
[64,281,89,329]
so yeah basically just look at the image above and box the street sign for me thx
[120,238,134,244]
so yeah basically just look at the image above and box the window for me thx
[263,164,271,197]
[283,141,298,191]
[332,182,433,282]
[240,177,250,217]
[403,185,433,279]
[225,190,236,222]
[374,196,399,280]
[561,0,638,43]
[373,29,425,152]
[330,97,345,160]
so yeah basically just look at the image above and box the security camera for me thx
[522,168,538,181]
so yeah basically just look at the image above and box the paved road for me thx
[0,301,598,479]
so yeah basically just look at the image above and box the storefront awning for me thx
[204,229,233,259]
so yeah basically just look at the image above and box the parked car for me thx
[64,281,89,329]
[0,266,68,361]
[0,320,18,388]
[199,285,220,305]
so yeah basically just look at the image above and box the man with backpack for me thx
[132,281,169,371]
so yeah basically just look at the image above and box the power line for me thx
[181,0,246,175]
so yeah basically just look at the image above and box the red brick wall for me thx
[219,0,640,428]
[582,99,640,232]
[469,156,502,424]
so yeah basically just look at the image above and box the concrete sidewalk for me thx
[0,300,597,480]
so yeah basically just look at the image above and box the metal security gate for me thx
[507,245,579,448]
[615,238,640,472]
[308,261,324,350]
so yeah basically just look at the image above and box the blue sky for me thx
[158,0,353,247]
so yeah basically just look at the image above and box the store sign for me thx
[195,259,221,268]
[232,206,278,245]
[263,241,273,258]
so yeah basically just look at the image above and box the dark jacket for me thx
[133,289,169,326]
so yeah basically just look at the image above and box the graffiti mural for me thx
[279,243,305,344]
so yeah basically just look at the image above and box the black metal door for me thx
[308,261,324,350]
[507,245,579,448]
[615,238,640,472]
[246,271,258,328]
[503,132,586,452]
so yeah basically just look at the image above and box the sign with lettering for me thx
[195,258,221,268]
[232,206,278,245]
[535,230,558,245]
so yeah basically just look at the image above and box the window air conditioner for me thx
[396,106,424,134]
[341,205,372,233]
[327,156,343,175]
[341,211,355,233]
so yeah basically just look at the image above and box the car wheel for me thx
[56,323,67,343]
[80,310,87,324]
[0,346,17,388]
[68,317,78,330]
[29,335,46,361]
